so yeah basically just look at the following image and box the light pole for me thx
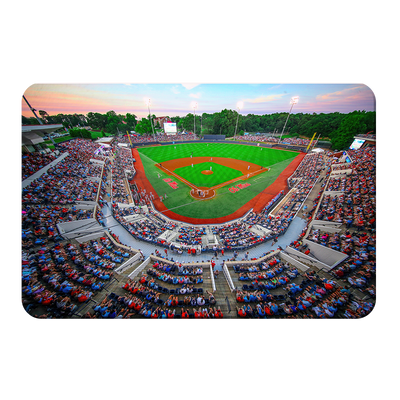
[23,95,43,125]
[234,101,244,139]
[279,96,299,143]
[146,98,155,136]
[191,101,197,136]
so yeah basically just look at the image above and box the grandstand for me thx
[21,133,376,319]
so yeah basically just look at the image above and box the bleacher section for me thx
[22,138,376,319]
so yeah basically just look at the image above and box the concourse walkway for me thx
[100,202,308,269]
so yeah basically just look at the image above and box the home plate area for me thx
[157,156,269,200]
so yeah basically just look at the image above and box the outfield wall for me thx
[130,139,307,152]
[131,142,305,224]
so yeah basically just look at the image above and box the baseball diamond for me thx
[133,142,304,224]
[157,157,270,199]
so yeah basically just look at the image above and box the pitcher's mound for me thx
[201,170,213,175]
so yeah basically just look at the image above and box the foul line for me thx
[158,163,270,193]
[159,165,199,191]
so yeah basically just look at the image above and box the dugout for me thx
[203,135,226,141]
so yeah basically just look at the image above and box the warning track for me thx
[131,148,306,225]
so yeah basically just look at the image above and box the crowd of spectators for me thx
[233,134,316,147]
[286,147,376,316]
[22,135,375,319]
[22,152,57,180]
[154,132,199,142]
[22,144,106,205]
[242,153,325,240]
[177,226,206,246]
[232,256,353,318]
[111,146,135,204]
[211,222,262,249]
[89,260,222,319]
[116,132,199,145]
[57,138,108,163]
[315,148,376,230]
[107,152,330,254]
[22,235,130,318]
[22,204,94,250]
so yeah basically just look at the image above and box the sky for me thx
[22,83,375,120]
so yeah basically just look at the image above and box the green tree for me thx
[104,111,122,135]
[135,117,153,134]
[182,113,203,135]
[124,113,137,131]
[22,115,31,125]
[86,112,108,130]
[212,109,239,137]
[331,112,367,150]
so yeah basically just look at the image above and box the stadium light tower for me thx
[234,101,244,139]
[191,101,198,135]
[279,96,299,143]
[145,98,155,136]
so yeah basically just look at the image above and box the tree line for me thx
[22,108,375,150]
[170,109,375,149]
[22,111,138,136]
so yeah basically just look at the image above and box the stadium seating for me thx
[22,136,376,318]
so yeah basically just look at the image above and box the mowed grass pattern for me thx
[138,143,299,219]
[174,162,242,187]
[138,142,298,167]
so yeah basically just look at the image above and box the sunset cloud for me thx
[316,85,367,101]
[189,92,201,99]
[244,93,286,103]
[181,83,200,90]
[21,83,375,119]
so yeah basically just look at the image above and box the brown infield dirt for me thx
[159,156,265,176]
[157,157,269,200]
[130,148,306,225]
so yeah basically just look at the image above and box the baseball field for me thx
[133,142,304,223]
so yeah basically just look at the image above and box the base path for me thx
[131,148,306,225]
[158,156,269,198]
[159,156,265,176]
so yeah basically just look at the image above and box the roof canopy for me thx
[22,124,64,146]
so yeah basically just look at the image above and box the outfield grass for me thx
[138,142,299,219]
[174,162,242,187]
[138,142,297,167]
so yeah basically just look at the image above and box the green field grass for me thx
[138,143,299,219]
[138,142,298,167]
[174,162,242,187]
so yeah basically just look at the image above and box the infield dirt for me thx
[159,156,265,177]
[131,148,306,224]
[157,156,268,195]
